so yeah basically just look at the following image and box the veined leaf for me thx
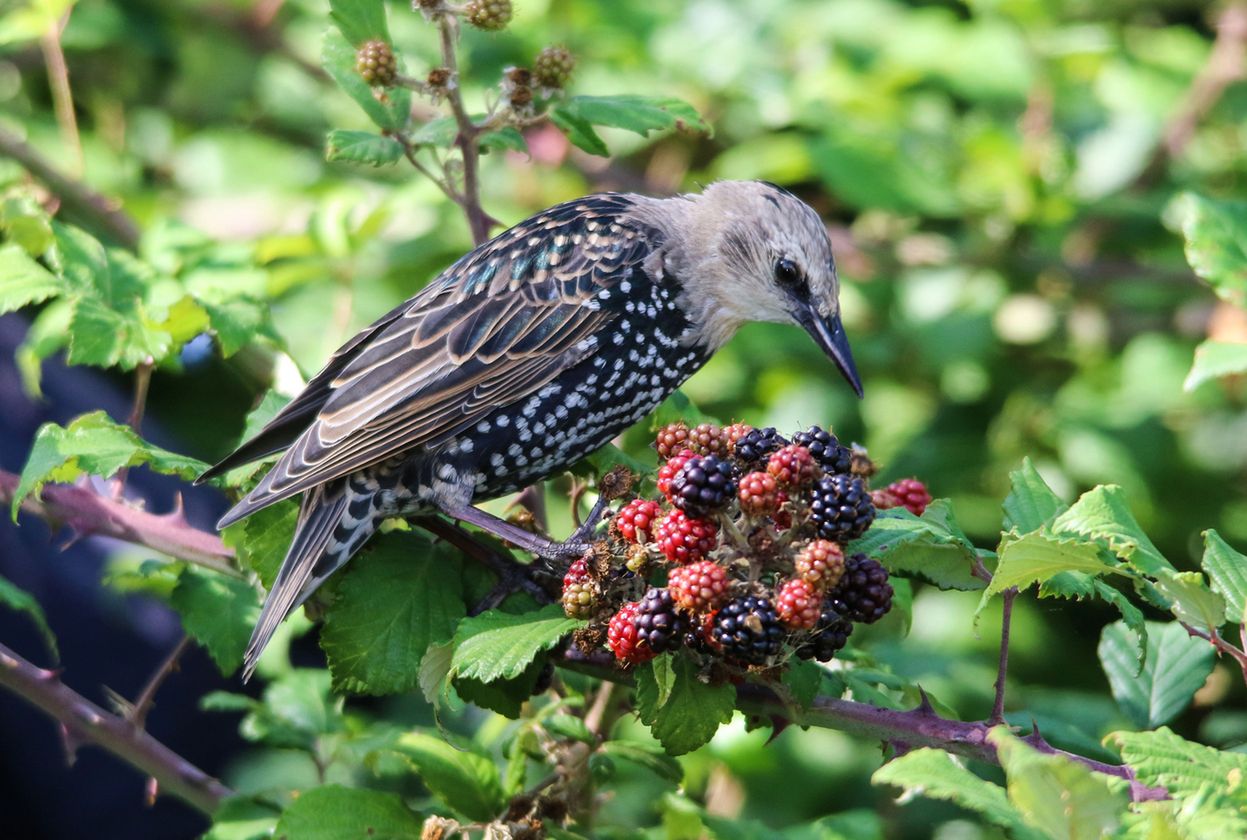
[393,733,504,822]
[322,31,410,132]
[0,243,62,313]
[171,566,262,675]
[987,531,1121,597]
[1002,458,1067,534]
[1201,529,1247,625]
[847,504,985,592]
[1172,192,1247,305]
[635,654,735,755]
[1152,569,1227,634]
[275,784,422,839]
[1052,485,1173,576]
[328,0,390,45]
[326,130,404,167]
[448,604,582,685]
[1107,726,1247,800]
[1097,621,1214,728]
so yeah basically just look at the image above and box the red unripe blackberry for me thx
[809,474,876,543]
[871,488,900,511]
[654,422,690,459]
[670,455,738,517]
[657,448,696,500]
[776,579,820,630]
[732,427,789,467]
[882,478,932,517]
[533,45,576,89]
[721,422,754,455]
[688,423,726,456]
[355,40,398,87]
[634,587,687,654]
[667,559,730,613]
[607,601,656,664]
[711,596,784,665]
[794,607,853,662]
[561,557,597,618]
[774,490,793,530]
[767,444,819,489]
[794,539,845,592]
[737,471,780,516]
[793,426,853,476]
[464,0,512,30]
[615,498,662,544]
[829,554,893,624]
[655,509,718,564]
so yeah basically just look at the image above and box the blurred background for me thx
[1,0,1245,836]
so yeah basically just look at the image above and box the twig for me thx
[39,11,82,175]
[0,641,233,815]
[128,635,193,730]
[1181,620,1247,685]
[0,125,141,249]
[111,358,156,499]
[0,469,239,577]
[989,588,1017,726]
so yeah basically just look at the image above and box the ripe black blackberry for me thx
[670,455,738,518]
[795,607,853,662]
[793,426,853,476]
[809,474,875,543]
[829,554,893,624]
[712,595,784,665]
[634,588,687,654]
[733,427,789,467]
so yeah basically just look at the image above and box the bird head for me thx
[669,180,863,397]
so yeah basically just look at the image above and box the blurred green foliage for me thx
[3,0,1247,837]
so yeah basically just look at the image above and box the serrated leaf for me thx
[453,658,546,718]
[781,659,822,712]
[873,748,1043,840]
[1185,340,1247,390]
[479,126,527,154]
[990,728,1128,840]
[1153,569,1227,634]
[1052,485,1173,576]
[67,293,172,369]
[1107,726,1247,800]
[221,501,297,589]
[987,531,1122,598]
[393,732,504,821]
[635,654,735,755]
[199,298,281,356]
[12,411,209,518]
[322,31,410,131]
[1173,192,1247,305]
[1201,530,1247,625]
[0,193,54,256]
[847,505,984,591]
[206,796,281,840]
[170,566,262,675]
[326,130,404,167]
[244,669,341,748]
[449,604,582,685]
[555,95,709,138]
[1003,458,1067,534]
[1097,621,1214,728]
[275,784,421,839]
[320,533,465,695]
[0,243,61,313]
[0,573,58,660]
[328,0,389,45]
[548,107,608,156]
[600,741,683,785]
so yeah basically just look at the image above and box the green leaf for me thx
[1173,192,1247,305]
[548,107,608,156]
[1185,340,1247,391]
[275,784,421,839]
[1097,621,1215,728]
[206,796,280,840]
[322,31,410,132]
[241,669,342,748]
[326,130,403,167]
[1201,530,1247,625]
[1003,458,1067,534]
[544,713,595,744]
[320,533,465,695]
[480,127,528,154]
[12,411,209,518]
[847,504,985,591]
[636,654,735,755]
[1107,726,1247,800]
[1052,485,1173,576]
[0,192,54,256]
[990,728,1128,840]
[0,573,58,660]
[453,658,546,718]
[600,740,684,785]
[328,0,389,45]
[449,604,583,685]
[987,531,1122,598]
[554,95,709,138]
[221,501,297,589]
[67,293,172,369]
[170,566,262,675]
[1152,569,1227,634]
[393,732,505,821]
[199,298,281,357]
[873,748,1042,840]
[0,243,62,313]
[781,659,822,712]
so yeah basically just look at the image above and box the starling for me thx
[197,180,863,678]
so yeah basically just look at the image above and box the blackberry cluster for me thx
[561,421,921,676]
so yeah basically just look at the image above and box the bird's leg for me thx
[438,501,591,561]
[412,516,554,608]
[568,493,611,546]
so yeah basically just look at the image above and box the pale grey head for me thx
[636,180,862,396]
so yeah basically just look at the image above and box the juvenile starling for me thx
[197,180,862,678]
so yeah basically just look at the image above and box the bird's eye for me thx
[774,257,803,289]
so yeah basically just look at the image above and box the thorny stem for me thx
[0,641,233,815]
[111,357,155,499]
[127,635,193,731]
[40,12,82,176]
[1181,620,1247,686]
[989,588,1017,726]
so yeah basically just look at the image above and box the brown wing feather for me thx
[217,194,654,527]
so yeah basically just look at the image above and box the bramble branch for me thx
[0,641,233,815]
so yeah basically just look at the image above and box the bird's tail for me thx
[242,478,380,681]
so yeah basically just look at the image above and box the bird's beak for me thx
[797,306,863,398]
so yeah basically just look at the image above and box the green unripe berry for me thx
[355,40,397,87]
[465,0,512,31]
[533,45,575,89]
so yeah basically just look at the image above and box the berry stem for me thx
[435,12,496,246]
[988,587,1017,726]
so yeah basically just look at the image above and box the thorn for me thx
[58,723,81,766]
[161,493,188,527]
[58,528,87,551]
[914,686,938,716]
[764,716,790,745]
[1024,718,1049,748]
[887,739,914,759]
[144,776,159,807]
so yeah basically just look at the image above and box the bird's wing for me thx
[218,193,660,526]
